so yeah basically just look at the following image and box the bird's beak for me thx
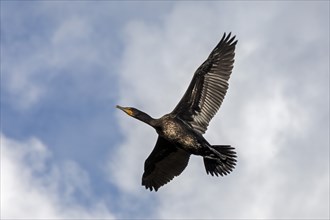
[116,105,133,116]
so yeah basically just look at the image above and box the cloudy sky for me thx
[1,1,329,219]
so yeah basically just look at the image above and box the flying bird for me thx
[116,33,237,191]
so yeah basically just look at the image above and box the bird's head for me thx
[116,105,137,117]
[116,105,155,126]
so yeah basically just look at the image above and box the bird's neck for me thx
[135,111,157,127]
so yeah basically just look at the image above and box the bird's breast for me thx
[160,119,201,152]
[161,120,181,138]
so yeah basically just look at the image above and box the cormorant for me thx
[116,33,237,191]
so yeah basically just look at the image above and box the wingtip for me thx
[220,32,237,45]
[142,182,159,192]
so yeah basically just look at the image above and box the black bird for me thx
[116,33,237,191]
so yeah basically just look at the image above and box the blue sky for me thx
[1,1,329,219]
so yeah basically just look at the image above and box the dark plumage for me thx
[116,33,238,191]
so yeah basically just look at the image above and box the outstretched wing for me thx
[142,136,190,191]
[172,33,237,134]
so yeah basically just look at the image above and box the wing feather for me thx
[142,136,190,191]
[172,33,237,134]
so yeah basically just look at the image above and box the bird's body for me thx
[117,33,238,191]
[156,115,203,154]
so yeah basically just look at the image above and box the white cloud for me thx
[2,1,328,219]
[2,9,115,110]
[111,1,329,219]
[1,133,115,219]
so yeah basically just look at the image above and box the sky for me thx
[1,1,329,219]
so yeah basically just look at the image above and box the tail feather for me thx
[203,145,237,177]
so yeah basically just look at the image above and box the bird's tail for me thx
[203,145,237,176]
